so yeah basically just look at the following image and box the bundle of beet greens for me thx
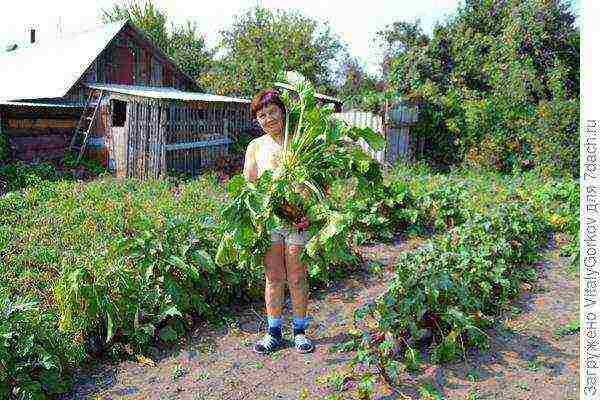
[215,72,386,280]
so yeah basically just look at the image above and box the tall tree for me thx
[378,0,579,176]
[200,6,344,97]
[101,0,214,81]
[336,56,382,111]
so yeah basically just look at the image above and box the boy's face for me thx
[256,103,284,137]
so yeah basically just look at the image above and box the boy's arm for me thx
[243,140,258,182]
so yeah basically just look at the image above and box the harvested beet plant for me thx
[216,72,386,278]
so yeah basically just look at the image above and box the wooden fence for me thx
[333,100,418,166]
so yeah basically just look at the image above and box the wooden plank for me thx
[165,137,233,151]
[8,118,78,129]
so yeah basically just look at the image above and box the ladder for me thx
[69,89,104,164]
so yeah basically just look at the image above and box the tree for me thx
[379,0,580,177]
[101,0,214,81]
[335,56,382,112]
[199,6,344,97]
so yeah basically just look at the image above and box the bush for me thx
[381,0,579,176]
[0,295,83,400]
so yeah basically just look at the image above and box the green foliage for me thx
[554,318,580,337]
[199,7,343,97]
[0,129,8,164]
[0,161,60,193]
[0,296,80,400]
[0,154,577,397]
[101,0,214,80]
[348,168,558,389]
[0,156,108,194]
[336,57,384,113]
[381,0,579,176]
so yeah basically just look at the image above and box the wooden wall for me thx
[104,94,251,179]
[64,24,197,104]
[0,105,82,161]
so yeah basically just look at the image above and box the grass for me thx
[195,371,210,381]
[170,364,186,381]
[526,359,542,372]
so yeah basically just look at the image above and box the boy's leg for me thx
[255,240,285,354]
[264,241,285,326]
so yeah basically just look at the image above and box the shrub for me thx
[381,0,579,176]
[351,200,550,383]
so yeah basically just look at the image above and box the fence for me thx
[333,99,418,166]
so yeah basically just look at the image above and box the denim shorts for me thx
[270,225,308,246]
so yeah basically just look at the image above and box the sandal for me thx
[254,333,283,355]
[294,333,314,353]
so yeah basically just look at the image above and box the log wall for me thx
[1,105,82,162]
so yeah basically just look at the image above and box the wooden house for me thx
[0,20,251,178]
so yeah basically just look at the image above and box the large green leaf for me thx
[348,126,385,151]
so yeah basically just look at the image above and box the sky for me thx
[0,0,581,77]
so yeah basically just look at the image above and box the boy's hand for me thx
[294,216,310,231]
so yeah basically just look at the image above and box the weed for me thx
[253,361,265,369]
[418,382,445,400]
[467,387,480,400]
[270,350,284,360]
[515,380,530,391]
[527,359,542,372]
[467,369,481,382]
[555,319,580,337]
[171,364,186,381]
[195,371,210,381]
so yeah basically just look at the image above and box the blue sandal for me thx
[294,333,314,353]
[254,333,283,355]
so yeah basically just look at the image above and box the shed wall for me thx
[1,105,82,161]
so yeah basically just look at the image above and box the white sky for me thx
[0,0,580,77]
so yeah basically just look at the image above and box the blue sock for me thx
[267,316,282,339]
[292,316,309,335]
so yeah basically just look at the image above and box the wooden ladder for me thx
[69,89,104,164]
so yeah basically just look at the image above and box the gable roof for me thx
[0,20,199,102]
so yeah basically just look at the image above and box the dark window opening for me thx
[111,100,127,127]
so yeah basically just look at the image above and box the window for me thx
[111,100,127,127]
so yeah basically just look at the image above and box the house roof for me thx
[0,21,127,101]
[88,83,250,103]
[0,100,84,108]
[0,20,199,102]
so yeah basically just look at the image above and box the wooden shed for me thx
[85,84,250,179]
[0,20,252,177]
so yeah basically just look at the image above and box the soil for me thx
[58,232,579,400]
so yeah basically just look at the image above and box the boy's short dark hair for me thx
[251,89,286,120]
